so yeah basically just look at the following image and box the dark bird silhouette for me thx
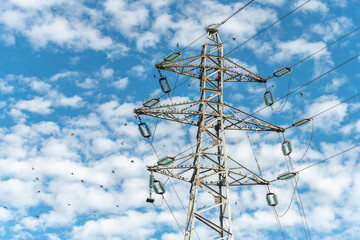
[131,160,134,163]
[100,185,104,188]
[71,133,74,136]
[68,204,71,206]
[232,37,236,41]
[116,205,119,208]
[153,74,156,78]
[300,92,303,96]
[36,215,39,218]
[3,206,7,209]
[93,211,96,213]
[120,141,125,146]
[71,173,74,175]
[32,167,34,170]
[36,177,39,180]
[112,170,115,174]
[176,43,179,48]
[188,84,190,87]
[81,179,84,182]
[124,123,127,126]
[38,190,40,193]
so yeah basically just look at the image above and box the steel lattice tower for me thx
[134,26,284,239]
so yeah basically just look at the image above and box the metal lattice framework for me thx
[134,26,284,240]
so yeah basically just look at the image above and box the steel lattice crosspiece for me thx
[134,25,285,240]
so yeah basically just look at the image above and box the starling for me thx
[100,185,104,188]
[112,170,115,174]
[120,141,125,146]
[36,215,39,218]
[71,133,74,136]
[68,204,71,206]
[38,190,40,193]
[131,160,134,163]
[176,43,179,48]
[81,180,84,182]
[36,177,39,180]
[300,92,303,96]
[71,173,74,175]
[32,167,35,170]
[124,123,127,126]
[116,205,119,208]
[232,37,236,41]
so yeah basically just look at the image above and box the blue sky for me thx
[0,0,359,239]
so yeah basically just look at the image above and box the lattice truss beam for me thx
[155,47,266,83]
[134,100,284,132]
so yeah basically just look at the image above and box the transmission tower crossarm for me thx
[134,101,284,132]
[155,52,266,84]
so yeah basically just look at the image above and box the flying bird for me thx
[38,190,40,193]
[112,170,115,174]
[81,179,84,182]
[120,141,125,146]
[68,204,71,206]
[32,167,35,170]
[176,43,179,48]
[116,205,119,208]
[71,133,74,136]
[124,123,127,126]
[35,177,39,180]
[232,37,236,41]
[100,185,104,188]
[36,215,39,218]
[300,92,303,96]
[71,173,74,175]
[153,74,156,78]
[131,160,134,163]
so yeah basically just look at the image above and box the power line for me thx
[291,26,360,68]
[180,0,255,53]
[251,52,360,117]
[225,0,312,56]
[290,120,314,162]
[312,93,360,119]
[286,92,360,130]
[265,25,360,81]
[215,0,255,29]
[297,143,360,173]
[163,195,185,237]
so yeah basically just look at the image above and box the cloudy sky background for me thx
[0,0,359,239]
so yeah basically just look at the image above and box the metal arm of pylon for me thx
[134,101,284,132]
[155,48,265,84]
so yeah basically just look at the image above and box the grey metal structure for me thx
[134,26,284,240]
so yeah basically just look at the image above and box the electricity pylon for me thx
[134,25,284,240]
